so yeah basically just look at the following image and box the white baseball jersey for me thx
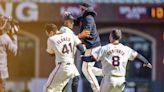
[44,32,81,92]
[92,43,138,77]
[0,33,17,79]
[59,26,74,34]
[47,32,81,65]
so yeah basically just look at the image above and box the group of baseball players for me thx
[0,2,152,92]
[43,2,152,92]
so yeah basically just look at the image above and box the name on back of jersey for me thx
[107,49,125,56]
[57,37,71,44]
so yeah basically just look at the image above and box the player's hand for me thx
[7,24,19,36]
[63,11,71,16]
[143,63,152,69]
[78,29,90,39]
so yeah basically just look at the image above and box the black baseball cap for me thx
[64,14,75,20]
[80,2,92,8]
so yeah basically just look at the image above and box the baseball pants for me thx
[43,63,79,92]
[82,46,103,92]
[100,76,125,92]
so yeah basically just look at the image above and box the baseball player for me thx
[43,23,85,92]
[0,15,18,92]
[74,2,103,92]
[59,13,75,34]
[60,13,84,92]
[81,29,152,92]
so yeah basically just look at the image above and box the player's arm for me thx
[128,47,152,68]
[135,54,152,68]
[78,29,90,39]
[73,34,85,55]
[78,16,93,39]
[7,34,18,56]
[76,44,85,55]
[81,55,96,62]
[82,46,106,62]
[46,38,55,56]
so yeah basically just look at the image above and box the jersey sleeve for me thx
[73,34,82,46]
[128,47,138,61]
[92,46,106,61]
[7,34,18,56]
[59,27,67,33]
[46,38,55,54]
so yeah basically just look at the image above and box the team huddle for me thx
[43,2,152,92]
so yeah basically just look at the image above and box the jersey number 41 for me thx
[62,43,73,54]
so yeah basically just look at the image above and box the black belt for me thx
[58,62,71,65]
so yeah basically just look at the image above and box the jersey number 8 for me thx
[112,56,120,66]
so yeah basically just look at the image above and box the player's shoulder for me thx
[48,35,58,41]
[2,33,9,37]
[60,32,74,39]
[1,33,10,40]
[47,37,53,43]
[60,26,67,31]
[59,26,67,33]
[101,44,110,50]
[60,26,73,34]
[124,45,133,51]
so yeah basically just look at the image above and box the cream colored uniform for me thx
[60,26,102,92]
[43,32,81,92]
[59,26,74,34]
[92,43,138,92]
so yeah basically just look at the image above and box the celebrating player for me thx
[60,13,75,34]
[81,29,152,92]
[74,2,103,92]
[0,15,18,92]
[43,23,85,92]
[60,13,85,92]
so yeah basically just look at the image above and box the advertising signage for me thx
[116,5,164,23]
[96,4,164,23]
[0,2,163,23]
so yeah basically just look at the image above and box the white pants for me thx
[43,64,79,92]
[100,76,125,92]
[82,46,103,92]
